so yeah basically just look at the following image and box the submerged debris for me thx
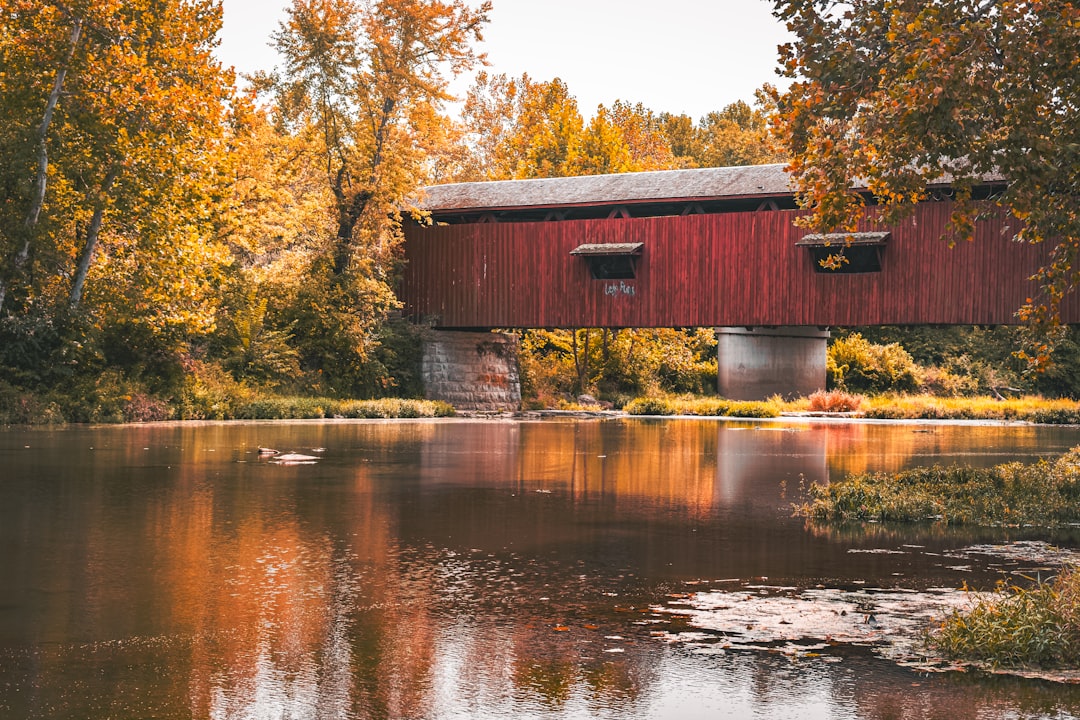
[652,540,1080,684]
[654,585,967,661]
[268,452,320,465]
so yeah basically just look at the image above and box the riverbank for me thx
[620,392,1080,425]
[5,374,1080,426]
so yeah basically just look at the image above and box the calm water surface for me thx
[2,418,1080,719]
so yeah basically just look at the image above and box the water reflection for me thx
[1,419,1080,719]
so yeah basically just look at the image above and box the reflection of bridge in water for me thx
[401,165,1080,406]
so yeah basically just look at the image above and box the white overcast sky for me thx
[216,0,792,121]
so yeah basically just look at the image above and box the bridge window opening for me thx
[570,242,643,280]
[796,232,889,274]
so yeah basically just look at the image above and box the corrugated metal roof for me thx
[416,164,793,212]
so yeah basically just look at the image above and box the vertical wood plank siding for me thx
[400,202,1079,328]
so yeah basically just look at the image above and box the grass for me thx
[795,446,1080,527]
[805,389,865,412]
[230,397,456,420]
[624,395,781,418]
[929,567,1080,669]
[0,387,456,425]
[620,392,1080,424]
[862,394,1080,423]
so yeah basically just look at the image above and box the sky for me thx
[216,0,793,121]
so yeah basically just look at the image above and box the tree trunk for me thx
[69,166,120,309]
[0,17,83,313]
[332,186,371,276]
[330,95,394,277]
[572,329,591,394]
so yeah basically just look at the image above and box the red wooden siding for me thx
[400,202,1080,328]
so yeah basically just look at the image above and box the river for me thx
[2,417,1080,719]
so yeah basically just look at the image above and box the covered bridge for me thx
[399,165,1077,408]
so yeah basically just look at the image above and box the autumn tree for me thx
[457,74,687,181]
[0,0,235,389]
[771,0,1080,364]
[455,73,585,180]
[260,0,488,394]
[697,95,785,167]
[657,92,785,169]
[573,100,676,175]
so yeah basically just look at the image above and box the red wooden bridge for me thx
[400,164,1079,329]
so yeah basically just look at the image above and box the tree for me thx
[269,0,489,274]
[500,75,584,179]
[262,0,488,394]
[576,100,676,174]
[0,0,236,385]
[0,1,83,313]
[771,0,1080,365]
[698,96,785,167]
[458,75,684,180]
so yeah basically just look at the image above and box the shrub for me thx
[231,397,454,420]
[725,400,782,418]
[233,397,327,419]
[176,360,253,420]
[64,369,173,423]
[930,567,1080,668]
[624,397,676,415]
[796,446,1080,526]
[827,333,920,393]
[624,396,781,418]
[0,381,66,425]
[807,389,864,412]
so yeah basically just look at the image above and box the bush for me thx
[807,389,864,412]
[931,567,1080,668]
[624,395,782,418]
[176,360,253,420]
[231,397,455,420]
[0,381,65,425]
[232,397,328,419]
[796,446,1080,526]
[828,333,920,393]
[624,397,676,415]
[64,369,173,423]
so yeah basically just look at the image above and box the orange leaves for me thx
[771,0,1080,363]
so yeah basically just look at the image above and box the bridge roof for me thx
[417,164,793,213]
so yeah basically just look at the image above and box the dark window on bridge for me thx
[570,242,643,280]
[796,232,889,274]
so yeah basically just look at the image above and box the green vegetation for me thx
[519,328,718,409]
[796,447,1080,527]
[624,395,781,418]
[930,568,1080,670]
[828,333,920,394]
[0,377,453,425]
[862,395,1080,424]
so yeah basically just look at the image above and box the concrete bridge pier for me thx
[421,330,522,411]
[716,326,830,400]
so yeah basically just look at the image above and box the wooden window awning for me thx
[569,242,644,256]
[795,232,890,247]
[571,243,643,280]
[797,232,890,274]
